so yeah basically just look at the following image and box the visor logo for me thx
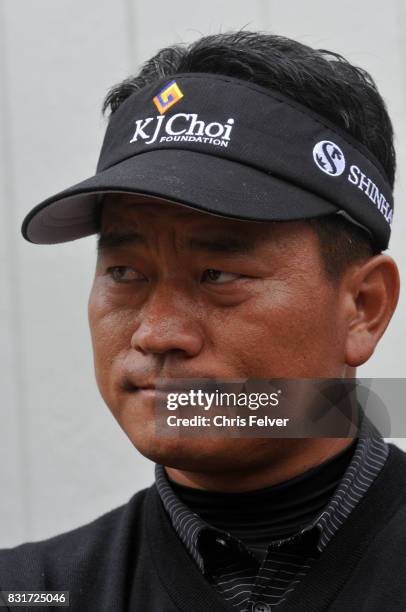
[153,80,184,114]
[313,141,346,176]
[130,113,234,148]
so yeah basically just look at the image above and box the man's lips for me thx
[121,380,155,392]
[121,378,181,394]
[120,372,231,393]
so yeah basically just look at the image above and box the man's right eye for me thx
[105,266,146,283]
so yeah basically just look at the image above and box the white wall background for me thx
[0,0,405,547]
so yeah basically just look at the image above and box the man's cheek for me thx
[91,325,126,393]
[91,304,132,347]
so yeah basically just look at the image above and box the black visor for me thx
[21,73,394,249]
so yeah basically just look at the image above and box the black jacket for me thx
[1,444,406,611]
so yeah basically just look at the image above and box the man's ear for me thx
[343,255,400,367]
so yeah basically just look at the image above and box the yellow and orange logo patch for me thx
[153,80,184,114]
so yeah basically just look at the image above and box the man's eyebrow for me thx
[96,230,257,256]
[96,231,146,255]
[187,236,257,254]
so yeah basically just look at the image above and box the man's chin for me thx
[129,434,223,471]
[126,431,271,474]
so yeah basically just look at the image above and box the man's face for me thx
[88,194,350,472]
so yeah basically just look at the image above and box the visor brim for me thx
[21,148,339,244]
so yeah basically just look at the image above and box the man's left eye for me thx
[201,269,243,284]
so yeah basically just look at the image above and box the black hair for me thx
[102,30,396,279]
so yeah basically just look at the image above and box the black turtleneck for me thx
[167,440,357,560]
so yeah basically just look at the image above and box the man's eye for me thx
[106,266,145,283]
[201,269,243,284]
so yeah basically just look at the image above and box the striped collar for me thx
[155,416,389,572]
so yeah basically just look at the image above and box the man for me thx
[0,30,404,611]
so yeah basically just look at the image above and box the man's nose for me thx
[130,283,204,357]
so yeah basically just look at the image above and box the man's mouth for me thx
[122,380,155,393]
[120,372,155,392]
